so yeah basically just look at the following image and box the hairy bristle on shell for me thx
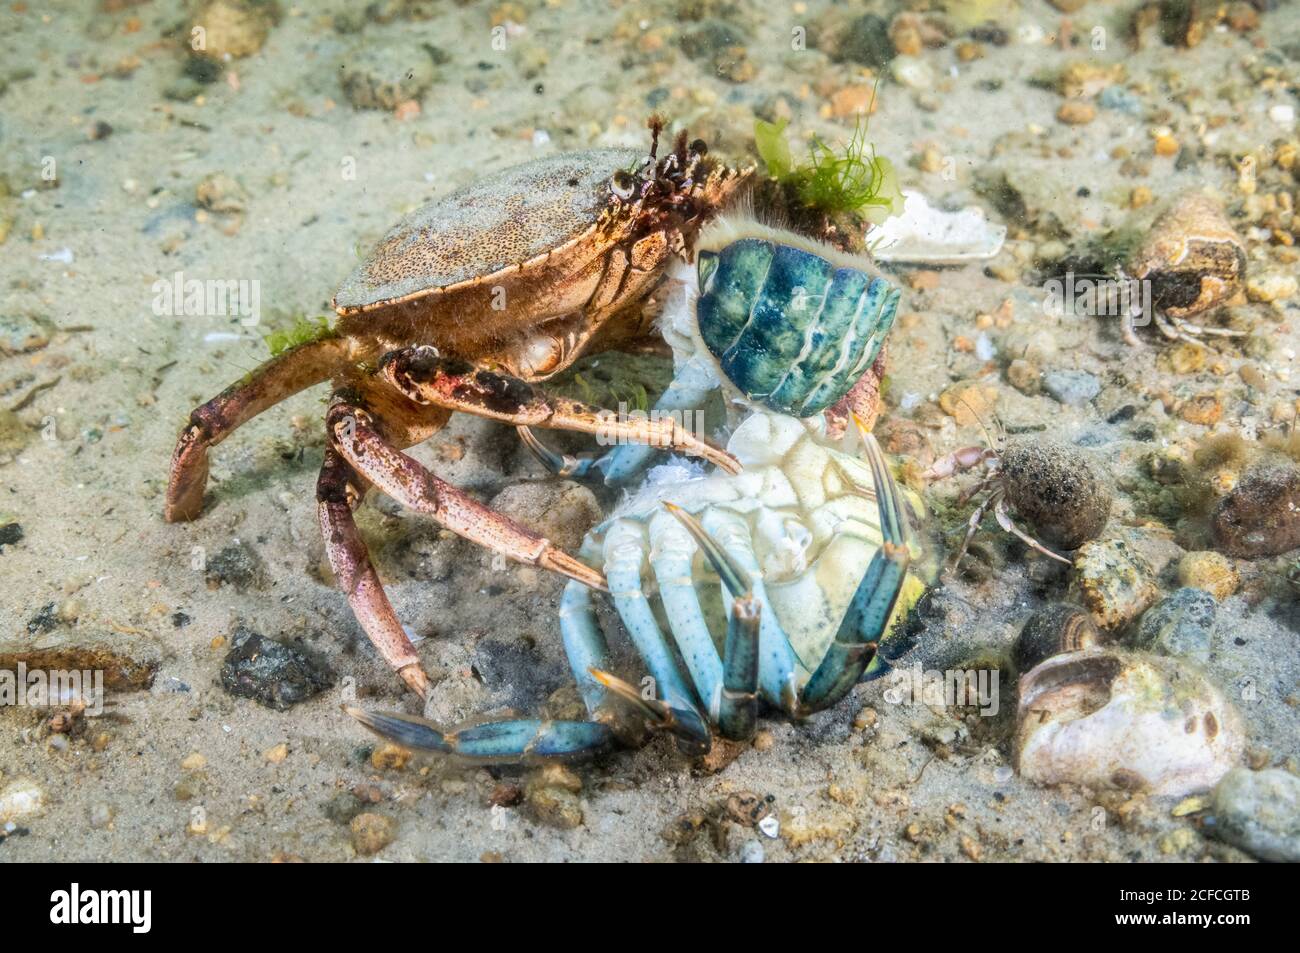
[693,214,887,280]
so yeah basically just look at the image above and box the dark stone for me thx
[473,637,566,710]
[183,55,223,84]
[0,522,23,549]
[205,540,267,591]
[323,791,365,825]
[836,14,895,68]
[970,24,1009,45]
[679,20,748,60]
[1212,459,1300,558]
[220,627,335,711]
[26,603,58,635]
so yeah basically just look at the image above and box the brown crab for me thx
[165,121,749,698]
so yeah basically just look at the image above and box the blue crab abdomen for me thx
[696,238,900,417]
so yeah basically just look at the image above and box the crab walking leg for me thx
[345,542,626,765]
[166,335,365,521]
[799,429,911,713]
[380,346,738,474]
[602,519,712,751]
[663,503,761,741]
[646,509,726,719]
[326,400,606,592]
[317,447,433,700]
[699,508,800,714]
[519,354,718,485]
[994,495,1072,565]
[718,595,762,740]
[345,708,615,765]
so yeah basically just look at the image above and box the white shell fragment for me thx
[870,190,1006,263]
[1016,648,1242,797]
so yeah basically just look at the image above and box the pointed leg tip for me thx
[540,548,607,592]
[714,450,743,475]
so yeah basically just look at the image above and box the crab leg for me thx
[345,708,615,765]
[602,519,712,753]
[345,541,641,765]
[325,399,606,592]
[596,356,720,485]
[799,429,911,714]
[700,508,801,715]
[718,595,762,740]
[994,496,1072,564]
[166,335,365,521]
[664,503,761,741]
[950,488,998,569]
[380,346,738,474]
[646,508,726,718]
[519,353,722,486]
[317,446,433,700]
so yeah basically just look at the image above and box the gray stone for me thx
[1209,768,1300,862]
[205,540,267,592]
[1043,369,1101,406]
[1129,587,1216,663]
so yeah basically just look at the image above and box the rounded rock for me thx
[1128,587,1217,664]
[1177,550,1239,601]
[1208,768,1300,863]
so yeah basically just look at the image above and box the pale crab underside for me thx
[349,409,928,763]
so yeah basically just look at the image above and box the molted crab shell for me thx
[589,409,929,705]
[691,220,901,417]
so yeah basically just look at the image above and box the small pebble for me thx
[1056,101,1096,125]
[0,778,45,825]
[350,812,395,856]
[1043,369,1101,406]
[1177,551,1239,601]
[263,742,289,764]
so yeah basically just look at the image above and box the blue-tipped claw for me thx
[798,420,911,714]
[343,705,613,764]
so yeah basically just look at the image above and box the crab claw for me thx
[588,668,710,754]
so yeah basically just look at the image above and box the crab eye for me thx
[697,250,719,291]
[610,169,636,200]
